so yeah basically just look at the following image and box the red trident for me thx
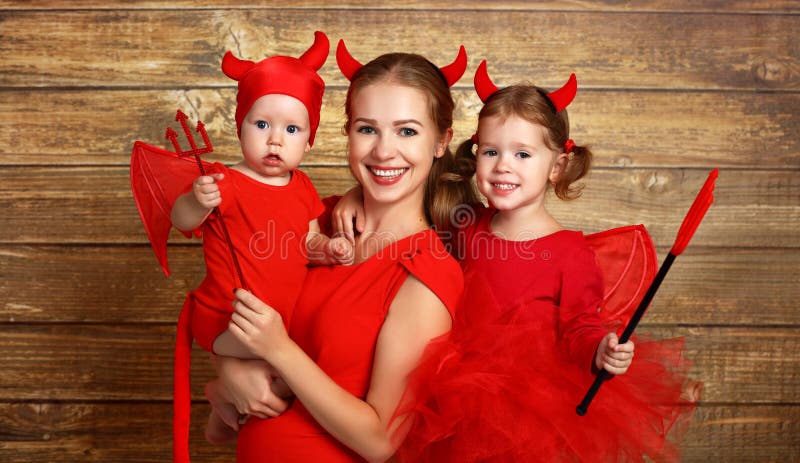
[165,110,249,291]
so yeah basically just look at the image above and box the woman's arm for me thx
[229,276,452,462]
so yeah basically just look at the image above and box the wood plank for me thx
[0,325,796,403]
[0,89,798,168]
[1,167,796,248]
[0,402,796,462]
[2,246,798,326]
[1,1,798,13]
[1,10,798,90]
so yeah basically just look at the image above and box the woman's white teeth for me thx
[493,183,517,190]
[370,167,406,177]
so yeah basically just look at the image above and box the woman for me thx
[210,42,473,462]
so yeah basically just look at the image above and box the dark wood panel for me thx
[1,1,798,13]
[0,325,796,403]
[1,167,796,248]
[2,246,798,326]
[1,10,798,90]
[2,89,798,168]
[0,402,797,462]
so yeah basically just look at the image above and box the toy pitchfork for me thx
[576,168,719,416]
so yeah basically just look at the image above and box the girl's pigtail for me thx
[553,143,593,200]
[425,139,481,241]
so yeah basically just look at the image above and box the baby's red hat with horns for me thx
[222,31,329,146]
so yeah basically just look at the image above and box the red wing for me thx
[130,141,215,277]
[585,225,658,330]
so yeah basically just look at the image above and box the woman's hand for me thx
[229,289,290,362]
[214,356,289,418]
[595,332,634,375]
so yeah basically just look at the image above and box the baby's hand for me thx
[595,332,634,375]
[193,173,224,209]
[327,235,355,266]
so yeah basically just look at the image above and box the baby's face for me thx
[239,94,311,182]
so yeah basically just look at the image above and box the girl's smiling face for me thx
[476,114,566,214]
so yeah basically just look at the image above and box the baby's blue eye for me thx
[287,125,299,134]
[399,128,417,137]
[256,121,268,129]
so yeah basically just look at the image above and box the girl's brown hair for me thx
[459,85,592,200]
[343,53,480,235]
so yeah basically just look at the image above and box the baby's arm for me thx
[171,173,224,231]
[594,332,635,375]
[306,218,355,266]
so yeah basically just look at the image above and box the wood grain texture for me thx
[1,10,798,90]
[3,246,796,326]
[1,89,798,168]
[1,402,796,462]
[0,325,796,403]
[2,1,799,13]
[0,167,795,247]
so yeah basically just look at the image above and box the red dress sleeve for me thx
[398,234,463,320]
[557,242,608,370]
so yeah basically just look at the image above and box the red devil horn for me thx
[298,31,330,71]
[547,73,578,112]
[336,39,362,81]
[474,60,499,103]
[221,51,255,81]
[438,45,468,87]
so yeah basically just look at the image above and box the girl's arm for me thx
[171,173,224,231]
[229,276,452,463]
[331,185,365,242]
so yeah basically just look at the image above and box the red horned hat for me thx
[474,59,577,111]
[222,31,329,146]
[336,39,468,87]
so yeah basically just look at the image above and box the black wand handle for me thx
[575,253,676,416]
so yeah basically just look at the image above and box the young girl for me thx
[391,61,699,462]
[166,31,353,462]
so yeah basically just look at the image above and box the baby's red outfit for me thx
[399,206,697,462]
[235,228,463,462]
[173,164,324,459]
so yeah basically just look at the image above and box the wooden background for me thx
[1,1,798,461]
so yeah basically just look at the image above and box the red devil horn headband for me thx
[475,60,578,112]
[336,40,468,87]
[222,31,329,80]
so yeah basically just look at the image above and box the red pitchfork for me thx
[167,110,250,291]
[576,168,719,416]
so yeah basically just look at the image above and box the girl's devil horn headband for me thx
[474,59,578,112]
[222,31,329,80]
[336,39,468,87]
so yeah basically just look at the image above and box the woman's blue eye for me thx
[399,128,417,136]
[357,126,376,135]
[287,125,299,134]
[256,121,268,129]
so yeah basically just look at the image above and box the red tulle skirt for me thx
[395,279,701,463]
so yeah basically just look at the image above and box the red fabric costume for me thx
[235,228,463,463]
[398,206,698,462]
[130,31,330,463]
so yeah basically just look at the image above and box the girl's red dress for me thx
[398,206,699,462]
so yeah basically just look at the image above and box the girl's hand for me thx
[327,235,355,266]
[332,186,365,242]
[214,356,288,418]
[595,332,634,375]
[193,173,224,209]
[229,289,289,361]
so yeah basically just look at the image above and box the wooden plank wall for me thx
[1,1,798,461]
